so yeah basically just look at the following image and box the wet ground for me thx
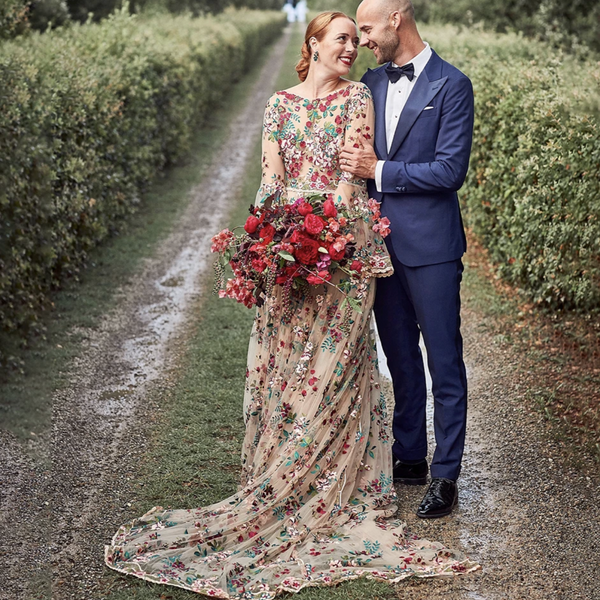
[1,24,599,600]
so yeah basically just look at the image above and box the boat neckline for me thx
[277,81,358,102]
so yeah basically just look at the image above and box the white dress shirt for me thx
[374,43,432,192]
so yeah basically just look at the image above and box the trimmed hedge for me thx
[411,0,600,56]
[350,26,600,312]
[0,8,286,353]
[0,0,29,38]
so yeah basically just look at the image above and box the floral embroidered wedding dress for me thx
[105,81,478,598]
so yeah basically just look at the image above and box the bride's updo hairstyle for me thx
[295,11,357,82]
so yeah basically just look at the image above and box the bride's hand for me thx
[340,134,378,179]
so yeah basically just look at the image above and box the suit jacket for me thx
[361,50,474,267]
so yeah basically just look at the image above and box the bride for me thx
[105,12,478,598]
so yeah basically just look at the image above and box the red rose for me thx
[244,215,260,234]
[298,202,313,216]
[295,236,321,265]
[350,259,363,273]
[323,198,337,218]
[259,223,276,244]
[251,258,267,273]
[328,245,345,261]
[304,213,325,235]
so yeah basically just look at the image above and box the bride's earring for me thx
[313,50,319,62]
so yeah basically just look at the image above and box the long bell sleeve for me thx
[335,84,376,204]
[255,96,286,206]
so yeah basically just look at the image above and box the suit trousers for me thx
[373,248,467,481]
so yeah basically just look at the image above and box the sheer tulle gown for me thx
[105,81,478,598]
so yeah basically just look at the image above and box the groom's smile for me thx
[356,2,400,65]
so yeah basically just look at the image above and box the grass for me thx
[0,29,280,441]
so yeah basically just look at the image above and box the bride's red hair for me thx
[295,11,357,82]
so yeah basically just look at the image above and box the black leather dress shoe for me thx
[393,459,428,485]
[416,477,458,518]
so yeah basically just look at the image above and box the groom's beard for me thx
[375,31,400,64]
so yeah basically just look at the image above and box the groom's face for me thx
[357,4,400,64]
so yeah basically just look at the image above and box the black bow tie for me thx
[385,62,415,83]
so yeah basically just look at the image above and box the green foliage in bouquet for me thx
[350,26,600,313]
[0,8,286,363]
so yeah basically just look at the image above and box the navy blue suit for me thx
[362,50,474,481]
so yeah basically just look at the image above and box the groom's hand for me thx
[340,135,378,180]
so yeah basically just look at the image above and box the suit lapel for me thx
[370,70,389,160]
[387,57,448,158]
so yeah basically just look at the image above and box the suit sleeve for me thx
[381,75,474,195]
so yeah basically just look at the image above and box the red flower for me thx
[259,223,276,244]
[244,215,260,234]
[251,258,267,273]
[276,264,299,283]
[304,213,325,235]
[295,236,321,265]
[323,198,337,218]
[277,242,295,255]
[350,259,363,273]
[328,245,345,261]
[298,202,313,216]
[306,270,332,285]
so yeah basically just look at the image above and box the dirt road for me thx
[1,23,598,600]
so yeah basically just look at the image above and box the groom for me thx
[341,0,474,518]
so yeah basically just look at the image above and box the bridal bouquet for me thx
[211,193,390,315]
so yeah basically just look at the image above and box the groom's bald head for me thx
[358,0,415,23]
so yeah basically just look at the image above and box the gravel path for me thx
[2,23,599,600]
[377,300,600,600]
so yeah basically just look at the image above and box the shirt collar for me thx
[393,42,432,79]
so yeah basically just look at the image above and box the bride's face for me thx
[314,18,359,77]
